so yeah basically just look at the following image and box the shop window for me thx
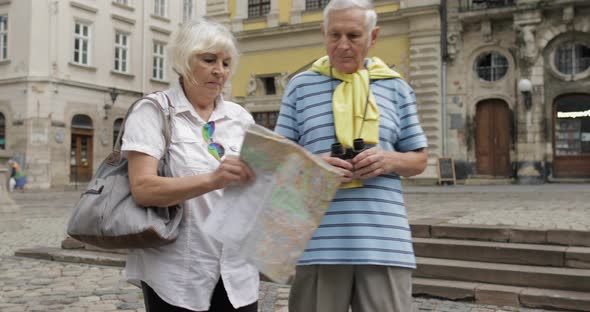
[475,52,508,81]
[113,118,123,148]
[0,113,5,149]
[248,0,270,18]
[554,42,590,76]
[555,96,590,156]
[253,111,279,129]
[306,0,330,10]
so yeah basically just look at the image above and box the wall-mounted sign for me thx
[557,109,590,119]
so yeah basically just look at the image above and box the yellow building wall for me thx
[232,36,409,98]
[279,0,293,24]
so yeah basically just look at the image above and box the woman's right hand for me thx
[210,155,255,189]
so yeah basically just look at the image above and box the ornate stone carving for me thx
[518,25,538,64]
[246,74,257,96]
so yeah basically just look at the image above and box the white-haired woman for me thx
[122,19,258,312]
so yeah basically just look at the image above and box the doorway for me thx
[475,99,512,177]
[70,115,94,183]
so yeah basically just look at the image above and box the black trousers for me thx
[141,280,258,312]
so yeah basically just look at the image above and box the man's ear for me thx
[369,26,380,48]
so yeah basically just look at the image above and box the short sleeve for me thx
[395,81,428,152]
[121,100,166,160]
[274,77,300,142]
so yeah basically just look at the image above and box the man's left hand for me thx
[352,147,395,179]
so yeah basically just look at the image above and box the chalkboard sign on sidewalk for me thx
[437,157,456,185]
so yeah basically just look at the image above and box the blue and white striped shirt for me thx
[275,65,427,268]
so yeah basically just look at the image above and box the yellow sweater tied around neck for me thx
[311,55,402,188]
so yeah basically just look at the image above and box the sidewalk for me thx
[2,184,587,312]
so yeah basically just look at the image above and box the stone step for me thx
[410,221,590,247]
[415,257,590,292]
[412,277,590,311]
[413,237,590,269]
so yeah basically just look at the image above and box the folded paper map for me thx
[203,124,342,283]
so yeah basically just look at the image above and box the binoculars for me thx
[330,138,366,160]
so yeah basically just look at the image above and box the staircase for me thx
[410,221,590,311]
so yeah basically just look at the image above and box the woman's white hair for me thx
[170,19,239,85]
[323,0,377,47]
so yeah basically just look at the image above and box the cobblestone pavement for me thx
[2,185,587,312]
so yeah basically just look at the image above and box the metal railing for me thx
[459,0,516,12]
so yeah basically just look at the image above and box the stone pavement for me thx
[1,184,588,312]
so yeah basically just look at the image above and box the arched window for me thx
[113,118,123,147]
[71,114,93,129]
[0,113,5,149]
[475,52,509,81]
[554,42,590,75]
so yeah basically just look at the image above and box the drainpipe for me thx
[441,0,448,156]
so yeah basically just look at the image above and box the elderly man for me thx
[274,0,428,311]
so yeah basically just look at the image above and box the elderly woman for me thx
[121,20,258,312]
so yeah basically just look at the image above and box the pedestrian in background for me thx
[8,159,26,192]
[275,0,428,311]
[122,19,258,312]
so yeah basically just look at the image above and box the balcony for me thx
[459,0,516,12]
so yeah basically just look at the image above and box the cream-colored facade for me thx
[0,0,443,188]
[444,0,590,182]
[0,0,205,188]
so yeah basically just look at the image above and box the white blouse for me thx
[121,79,259,311]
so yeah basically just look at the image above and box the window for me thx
[555,42,590,76]
[475,52,508,81]
[262,77,276,95]
[113,118,123,148]
[248,0,271,18]
[73,22,91,65]
[306,0,330,10]
[0,15,7,60]
[555,96,590,156]
[0,113,5,149]
[114,32,129,73]
[183,0,194,23]
[253,111,279,129]
[115,0,129,5]
[154,0,166,17]
[152,42,165,80]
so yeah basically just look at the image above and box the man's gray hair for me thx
[170,19,239,85]
[323,0,377,43]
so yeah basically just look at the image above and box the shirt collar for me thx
[165,77,233,123]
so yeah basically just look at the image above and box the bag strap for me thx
[113,92,174,160]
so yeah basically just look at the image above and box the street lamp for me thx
[103,88,119,119]
[518,78,533,110]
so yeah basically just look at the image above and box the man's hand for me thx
[319,153,353,186]
[351,147,394,179]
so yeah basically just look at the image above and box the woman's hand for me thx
[211,155,255,189]
[319,153,353,186]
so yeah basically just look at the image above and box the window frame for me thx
[0,15,7,61]
[114,31,130,73]
[182,0,194,23]
[554,41,590,76]
[154,0,167,17]
[73,21,92,66]
[253,111,279,130]
[152,41,166,81]
[305,0,330,11]
[248,0,271,18]
[115,0,129,5]
[474,51,509,82]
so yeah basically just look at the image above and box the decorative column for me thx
[231,0,248,32]
[290,0,305,25]
[267,0,280,28]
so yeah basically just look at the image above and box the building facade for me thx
[444,0,590,182]
[0,0,442,188]
[0,0,205,188]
